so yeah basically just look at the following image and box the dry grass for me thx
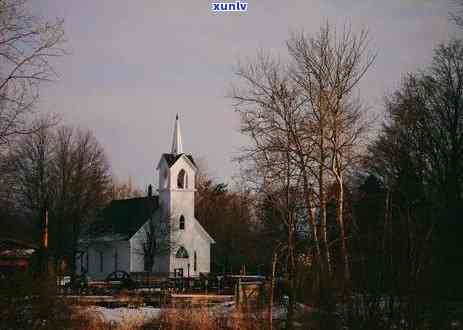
[0,272,309,330]
[141,307,270,330]
[0,273,80,330]
[73,306,273,330]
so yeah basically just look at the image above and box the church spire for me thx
[171,114,183,155]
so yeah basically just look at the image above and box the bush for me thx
[0,272,87,330]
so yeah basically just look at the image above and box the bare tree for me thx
[110,177,144,200]
[232,24,375,328]
[451,0,463,28]
[134,203,180,276]
[374,38,463,297]
[353,39,463,328]
[8,123,111,280]
[141,198,171,274]
[288,23,375,285]
[8,117,55,233]
[66,129,112,281]
[232,53,305,329]
[195,165,257,275]
[0,0,66,147]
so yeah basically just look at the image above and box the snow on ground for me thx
[83,302,314,326]
[208,301,288,320]
[88,306,161,324]
[208,301,236,316]
[85,302,290,326]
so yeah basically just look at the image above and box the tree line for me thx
[0,0,143,282]
[202,21,463,329]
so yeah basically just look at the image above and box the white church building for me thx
[77,116,215,279]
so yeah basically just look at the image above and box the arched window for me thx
[177,169,186,188]
[179,215,185,230]
[176,246,189,259]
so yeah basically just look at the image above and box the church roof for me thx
[162,153,196,168]
[87,196,159,240]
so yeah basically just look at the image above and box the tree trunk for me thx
[268,250,278,329]
[302,172,322,265]
[336,173,350,286]
[319,111,331,278]
[70,240,78,286]
[286,228,296,330]
[70,214,80,287]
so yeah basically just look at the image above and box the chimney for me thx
[148,184,153,197]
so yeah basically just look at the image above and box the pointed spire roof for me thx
[171,114,183,155]
[157,114,197,171]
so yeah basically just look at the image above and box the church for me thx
[76,116,215,280]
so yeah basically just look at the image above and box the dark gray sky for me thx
[34,0,457,190]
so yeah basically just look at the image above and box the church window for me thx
[177,169,186,188]
[179,215,185,230]
[194,251,197,272]
[99,251,104,272]
[176,246,189,259]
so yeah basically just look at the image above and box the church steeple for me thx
[171,114,183,155]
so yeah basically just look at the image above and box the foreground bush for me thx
[0,273,80,329]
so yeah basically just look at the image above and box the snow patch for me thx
[89,306,161,324]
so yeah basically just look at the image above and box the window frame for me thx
[179,215,185,230]
[176,246,189,259]
[177,169,186,189]
[194,251,197,272]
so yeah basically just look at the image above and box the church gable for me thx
[161,153,196,169]
[192,217,215,244]
[169,157,196,189]
[158,154,197,192]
